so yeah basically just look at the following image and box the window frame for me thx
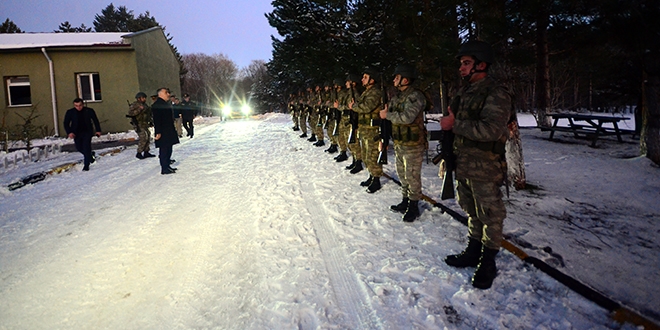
[76,72,102,102]
[5,76,32,107]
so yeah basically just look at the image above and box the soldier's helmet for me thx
[333,78,343,86]
[363,67,379,83]
[135,92,147,99]
[393,64,417,81]
[456,40,494,64]
[346,73,361,83]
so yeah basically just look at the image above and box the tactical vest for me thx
[390,89,427,145]
[454,80,508,155]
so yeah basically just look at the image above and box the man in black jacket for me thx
[63,98,102,171]
[180,93,197,138]
[152,88,180,175]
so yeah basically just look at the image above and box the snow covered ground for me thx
[0,113,658,329]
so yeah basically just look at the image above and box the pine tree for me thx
[0,18,23,33]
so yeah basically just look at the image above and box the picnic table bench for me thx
[541,113,634,147]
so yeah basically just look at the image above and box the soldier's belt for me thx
[456,136,505,155]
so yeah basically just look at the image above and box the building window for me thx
[77,73,102,102]
[6,76,32,106]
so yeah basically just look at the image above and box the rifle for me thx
[372,77,391,164]
[347,85,359,144]
[126,100,140,133]
[436,95,458,200]
[332,108,341,136]
[324,87,337,130]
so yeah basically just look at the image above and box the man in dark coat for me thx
[63,98,102,171]
[152,88,180,175]
[180,93,197,138]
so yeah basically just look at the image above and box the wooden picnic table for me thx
[543,113,632,147]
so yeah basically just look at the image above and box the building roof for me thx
[0,32,130,50]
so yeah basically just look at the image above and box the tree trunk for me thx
[643,71,660,165]
[534,5,552,127]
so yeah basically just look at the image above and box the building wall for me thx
[0,48,139,136]
[0,51,55,136]
[130,28,181,98]
[48,48,139,135]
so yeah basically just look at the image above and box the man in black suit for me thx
[63,98,102,171]
[152,88,180,175]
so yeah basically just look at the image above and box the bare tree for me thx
[182,53,238,112]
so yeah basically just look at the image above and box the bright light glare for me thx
[241,104,251,115]
[222,106,231,116]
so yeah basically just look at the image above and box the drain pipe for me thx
[41,48,59,136]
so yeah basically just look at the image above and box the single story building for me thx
[0,26,181,137]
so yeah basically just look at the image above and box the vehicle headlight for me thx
[222,105,231,116]
[241,104,251,115]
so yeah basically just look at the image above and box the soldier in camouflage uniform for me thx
[349,68,383,193]
[381,64,427,222]
[128,92,155,159]
[324,79,341,154]
[312,83,326,146]
[342,75,363,169]
[298,90,309,138]
[441,40,512,290]
[333,75,355,163]
[306,86,318,142]
[289,93,299,131]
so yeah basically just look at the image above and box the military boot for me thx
[307,134,317,142]
[472,247,499,289]
[349,160,364,174]
[390,198,409,214]
[346,157,356,170]
[299,132,308,138]
[360,175,373,187]
[444,238,482,268]
[402,200,420,222]
[335,151,348,162]
[136,152,145,159]
[293,126,300,131]
[143,151,156,158]
[366,176,381,193]
[314,139,325,147]
[325,144,338,153]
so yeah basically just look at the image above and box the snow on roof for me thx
[0,32,130,50]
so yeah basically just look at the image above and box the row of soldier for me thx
[287,41,512,290]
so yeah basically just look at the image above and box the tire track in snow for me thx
[298,178,383,330]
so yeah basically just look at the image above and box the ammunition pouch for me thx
[391,123,422,144]
[455,135,506,155]
[358,112,379,126]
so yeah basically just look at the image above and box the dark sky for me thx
[0,0,279,69]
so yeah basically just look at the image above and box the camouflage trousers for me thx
[337,117,349,152]
[394,143,425,201]
[291,112,299,128]
[326,120,338,144]
[175,117,183,137]
[342,121,361,159]
[456,178,506,250]
[300,113,309,134]
[358,126,382,177]
[314,114,324,140]
[137,127,151,153]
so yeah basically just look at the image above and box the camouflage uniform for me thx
[387,87,427,201]
[128,100,153,154]
[354,84,383,177]
[299,92,308,135]
[289,94,299,130]
[326,86,339,147]
[453,76,511,250]
[336,86,351,153]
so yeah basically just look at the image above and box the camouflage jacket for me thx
[353,85,383,126]
[128,101,152,128]
[387,87,427,145]
[452,76,511,182]
[336,88,351,112]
